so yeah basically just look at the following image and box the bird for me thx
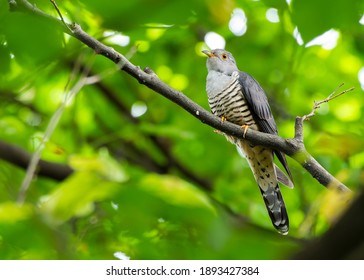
[202,49,294,234]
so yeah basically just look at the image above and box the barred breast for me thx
[207,72,258,130]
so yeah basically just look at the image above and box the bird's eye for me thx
[221,53,228,60]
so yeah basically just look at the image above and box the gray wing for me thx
[238,71,277,134]
[238,71,294,185]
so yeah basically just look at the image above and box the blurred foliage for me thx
[0,0,363,259]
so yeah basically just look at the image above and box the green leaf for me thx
[69,148,128,182]
[1,12,63,67]
[79,0,207,30]
[291,0,362,42]
[141,174,215,213]
[39,172,121,223]
[0,202,33,223]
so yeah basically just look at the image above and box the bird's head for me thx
[202,49,238,75]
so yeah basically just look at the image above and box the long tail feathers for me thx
[236,140,290,234]
[275,164,294,189]
[275,150,294,186]
[259,184,289,235]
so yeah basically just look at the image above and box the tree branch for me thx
[0,140,73,180]
[10,0,351,193]
[300,83,354,122]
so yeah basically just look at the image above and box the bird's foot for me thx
[241,124,250,138]
[214,116,226,134]
[213,116,227,134]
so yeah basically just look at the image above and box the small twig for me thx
[17,55,95,204]
[291,84,355,193]
[294,84,354,142]
[302,83,355,121]
[49,0,64,23]
[49,0,72,32]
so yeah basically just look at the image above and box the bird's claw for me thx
[213,116,227,134]
[241,124,250,138]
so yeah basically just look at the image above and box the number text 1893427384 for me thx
[199,266,259,276]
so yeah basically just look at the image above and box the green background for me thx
[0,0,363,259]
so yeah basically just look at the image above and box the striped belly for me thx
[208,76,257,129]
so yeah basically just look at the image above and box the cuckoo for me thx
[203,49,294,234]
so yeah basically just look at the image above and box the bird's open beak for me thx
[202,50,214,58]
